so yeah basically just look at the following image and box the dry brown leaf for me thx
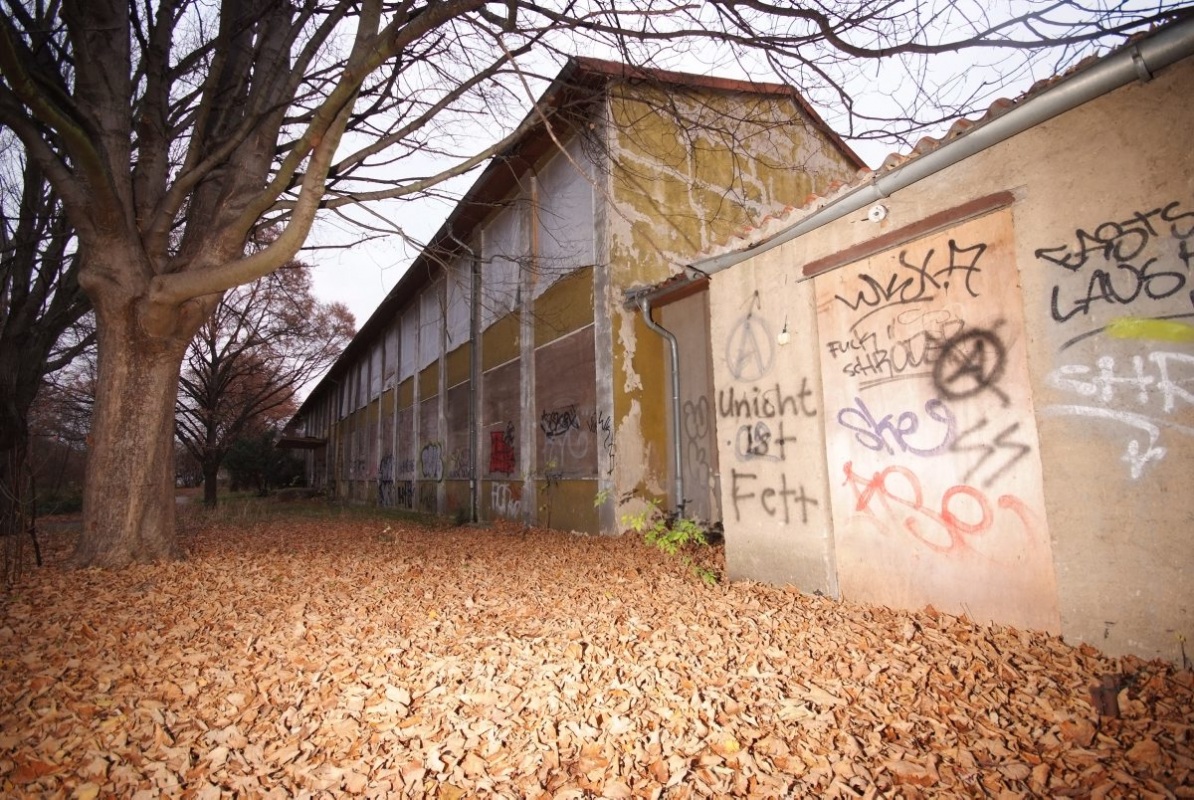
[2,517,1191,799]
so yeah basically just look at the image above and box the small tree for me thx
[224,427,304,498]
[175,261,353,508]
[0,136,91,582]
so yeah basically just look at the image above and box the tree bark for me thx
[72,305,192,567]
[1,435,33,586]
[203,458,220,508]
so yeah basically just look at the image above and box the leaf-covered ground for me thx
[1,514,1191,799]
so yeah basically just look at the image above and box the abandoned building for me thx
[628,17,1194,663]
[284,17,1193,665]
[281,57,862,533]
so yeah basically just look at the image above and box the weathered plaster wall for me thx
[708,55,1193,661]
[605,88,860,520]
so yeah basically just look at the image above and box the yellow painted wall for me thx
[603,86,861,515]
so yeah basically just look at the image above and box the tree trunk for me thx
[72,308,191,568]
[202,459,220,508]
[1,435,34,586]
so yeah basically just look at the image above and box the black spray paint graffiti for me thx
[1039,200,1194,325]
[717,380,818,419]
[729,468,818,524]
[590,409,615,473]
[718,379,815,465]
[931,327,1009,405]
[949,418,1031,489]
[394,480,414,509]
[834,239,986,330]
[540,405,582,438]
[825,308,966,391]
[377,454,395,507]
[735,420,790,462]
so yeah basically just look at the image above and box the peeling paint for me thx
[618,311,643,393]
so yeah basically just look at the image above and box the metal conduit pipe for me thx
[684,14,1194,280]
[637,295,685,517]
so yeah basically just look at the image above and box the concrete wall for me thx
[707,54,1194,661]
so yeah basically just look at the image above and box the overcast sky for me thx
[302,2,1182,338]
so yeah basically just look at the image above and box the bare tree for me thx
[176,262,353,508]
[0,135,91,583]
[0,0,1185,567]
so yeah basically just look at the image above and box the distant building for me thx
[281,57,862,533]
[632,17,1194,663]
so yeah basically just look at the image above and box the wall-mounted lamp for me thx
[777,322,791,346]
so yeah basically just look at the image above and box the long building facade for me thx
[283,57,862,533]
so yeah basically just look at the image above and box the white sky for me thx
[302,2,1188,335]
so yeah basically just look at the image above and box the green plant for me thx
[622,499,718,585]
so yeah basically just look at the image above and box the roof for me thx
[292,55,862,420]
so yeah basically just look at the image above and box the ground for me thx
[1,505,1191,798]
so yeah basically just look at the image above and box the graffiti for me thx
[418,483,437,513]
[931,328,1008,404]
[1036,201,1194,271]
[1039,200,1194,325]
[420,441,444,481]
[540,405,582,438]
[488,423,516,475]
[446,447,471,480]
[949,419,1032,489]
[829,309,966,390]
[836,397,955,457]
[841,461,1033,554]
[834,239,986,329]
[728,468,818,524]
[395,458,416,479]
[378,454,395,507]
[682,397,713,505]
[734,420,790,462]
[726,313,775,381]
[717,380,817,420]
[589,409,616,472]
[491,482,522,518]
[394,480,414,509]
[1046,350,1194,478]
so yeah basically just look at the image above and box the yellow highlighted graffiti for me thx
[1106,317,1194,343]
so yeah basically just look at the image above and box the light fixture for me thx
[777,322,791,346]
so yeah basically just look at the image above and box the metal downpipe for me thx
[637,295,685,516]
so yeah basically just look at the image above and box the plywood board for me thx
[815,209,1059,631]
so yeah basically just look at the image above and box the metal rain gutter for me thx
[679,14,1194,283]
[637,295,685,516]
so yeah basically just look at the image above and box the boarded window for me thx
[482,359,520,479]
[369,341,383,399]
[446,257,472,351]
[534,326,597,478]
[535,138,595,299]
[481,202,526,329]
[399,307,417,381]
[383,323,399,389]
[419,281,443,370]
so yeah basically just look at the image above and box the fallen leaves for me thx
[1,516,1192,797]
